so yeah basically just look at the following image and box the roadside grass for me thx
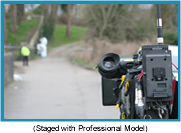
[33,55,40,60]
[72,57,97,70]
[7,19,39,45]
[48,25,86,50]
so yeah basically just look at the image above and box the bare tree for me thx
[99,4,114,39]
[4,7,7,44]
[43,4,49,18]
[51,4,58,19]
[10,4,17,32]
[51,4,58,32]
[85,4,123,41]
[66,4,71,38]
[16,4,24,24]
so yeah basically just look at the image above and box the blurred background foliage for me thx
[83,4,178,45]
[5,4,178,47]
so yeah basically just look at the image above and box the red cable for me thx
[138,74,141,79]
[138,73,143,81]
[172,62,178,70]
[171,78,176,105]
[138,73,142,78]
[139,73,143,80]
[139,75,143,81]
[171,62,177,104]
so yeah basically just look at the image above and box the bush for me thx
[42,17,55,40]
[83,4,156,43]
[127,21,155,41]
[163,30,178,46]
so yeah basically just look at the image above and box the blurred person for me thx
[36,44,42,55]
[37,35,48,57]
[21,44,30,66]
[39,35,48,46]
[37,43,47,58]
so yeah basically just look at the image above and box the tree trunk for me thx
[10,4,17,32]
[66,4,71,38]
[98,4,113,40]
[51,4,58,19]
[43,4,49,18]
[4,7,7,44]
[16,4,24,24]
[51,4,58,32]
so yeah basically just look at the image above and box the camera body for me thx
[98,44,176,119]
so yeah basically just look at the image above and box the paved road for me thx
[4,42,119,119]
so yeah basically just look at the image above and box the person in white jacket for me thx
[39,36,48,46]
[37,36,48,58]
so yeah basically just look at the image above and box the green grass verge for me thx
[72,57,97,70]
[48,25,87,50]
[33,55,40,60]
[7,19,39,45]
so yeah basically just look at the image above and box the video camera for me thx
[97,4,178,119]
